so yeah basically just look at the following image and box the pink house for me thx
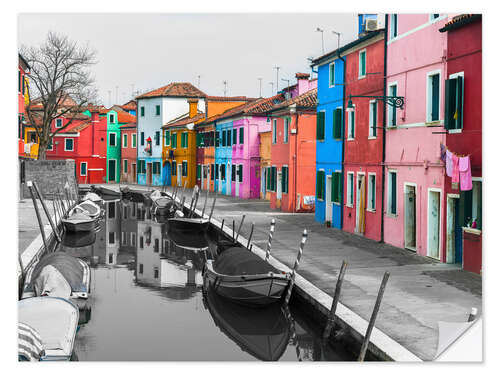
[384,14,455,262]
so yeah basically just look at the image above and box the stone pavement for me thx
[84,184,483,360]
[18,198,56,255]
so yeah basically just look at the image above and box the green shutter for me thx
[332,172,340,203]
[316,112,325,140]
[456,76,463,130]
[316,171,325,200]
[333,109,342,139]
[266,168,270,190]
[239,127,244,144]
[197,165,201,179]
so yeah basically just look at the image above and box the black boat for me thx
[168,216,210,233]
[62,231,97,247]
[90,185,122,199]
[62,212,98,232]
[167,226,209,251]
[121,186,153,203]
[203,247,291,306]
[152,196,178,217]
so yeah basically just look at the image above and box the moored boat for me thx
[168,216,210,233]
[90,185,122,199]
[167,226,209,251]
[203,247,291,306]
[153,197,178,217]
[62,231,97,248]
[81,192,103,205]
[68,199,102,219]
[62,212,97,232]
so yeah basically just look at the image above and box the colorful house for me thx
[265,83,317,212]
[258,129,272,200]
[105,110,136,183]
[136,82,206,186]
[18,54,37,159]
[439,14,482,272]
[384,14,451,261]
[120,122,138,184]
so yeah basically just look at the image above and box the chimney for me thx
[188,99,198,118]
[295,73,311,95]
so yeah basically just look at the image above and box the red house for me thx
[439,14,482,273]
[120,122,137,183]
[343,29,385,241]
[45,108,108,184]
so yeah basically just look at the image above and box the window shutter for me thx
[333,109,342,139]
[444,78,455,130]
[239,127,244,144]
[456,76,463,129]
[332,172,339,203]
[316,112,325,140]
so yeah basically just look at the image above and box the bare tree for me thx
[21,31,98,160]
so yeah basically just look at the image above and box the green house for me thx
[106,110,121,183]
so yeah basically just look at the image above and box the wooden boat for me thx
[18,297,79,361]
[121,186,153,202]
[153,197,178,217]
[68,199,102,219]
[81,192,103,205]
[203,287,290,361]
[167,226,209,251]
[90,184,122,199]
[168,216,210,233]
[203,247,291,306]
[62,212,97,232]
[62,231,97,247]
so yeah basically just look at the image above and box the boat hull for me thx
[168,217,209,233]
[62,219,97,232]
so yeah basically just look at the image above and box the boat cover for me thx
[78,201,100,215]
[154,197,171,208]
[30,252,86,297]
[82,192,102,202]
[33,264,72,299]
[213,247,280,276]
[18,322,45,361]
[150,190,162,199]
[64,212,93,223]
[168,229,209,250]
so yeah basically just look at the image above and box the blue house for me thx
[215,119,233,195]
[311,51,345,229]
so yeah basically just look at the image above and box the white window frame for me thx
[272,119,277,144]
[64,138,74,151]
[329,62,336,87]
[80,162,87,176]
[284,117,289,144]
[123,133,128,148]
[426,69,441,123]
[387,82,398,127]
[346,172,354,207]
[347,105,356,140]
[109,132,117,147]
[369,100,377,139]
[448,71,465,134]
[387,170,398,217]
[358,49,367,79]
[132,133,137,148]
[182,160,188,177]
[367,172,376,211]
[55,118,63,128]
[390,14,398,39]
[182,131,188,149]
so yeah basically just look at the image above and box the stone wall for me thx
[20,159,78,200]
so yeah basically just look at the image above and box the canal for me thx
[57,196,356,361]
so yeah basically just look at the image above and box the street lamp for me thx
[316,27,325,54]
[346,95,405,111]
[332,30,341,50]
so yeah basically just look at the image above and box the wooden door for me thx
[428,190,441,259]
[146,163,152,186]
[405,186,416,250]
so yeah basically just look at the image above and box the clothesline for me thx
[440,143,479,158]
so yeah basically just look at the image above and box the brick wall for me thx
[20,159,77,199]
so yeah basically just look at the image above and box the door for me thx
[404,185,416,250]
[235,165,240,197]
[163,162,171,186]
[177,164,182,187]
[206,165,210,191]
[355,174,366,233]
[132,163,137,183]
[219,165,223,193]
[447,196,462,264]
[428,190,441,259]
[325,175,333,223]
[226,162,231,195]
[201,165,205,189]
[108,160,116,182]
[276,170,282,209]
[146,163,152,185]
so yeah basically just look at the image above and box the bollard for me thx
[468,307,478,322]
[208,194,217,223]
[235,215,246,242]
[32,181,61,243]
[27,181,48,253]
[201,190,209,218]
[323,260,348,340]
[284,229,307,305]
[265,219,276,262]
[358,271,390,362]
[246,222,255,250]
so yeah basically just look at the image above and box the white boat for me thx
[69,199,102,219]
[18,297,79,361]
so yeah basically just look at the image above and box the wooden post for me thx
[32,181,61,243]
[284,229,307,305]
[246,222,255,250]
[235,215,245,242]
[323,260,348,340]
[190,188,200,218]
[208,194,217,222]
[468,307,478,322]
[358,271,390,362]
[201,190,209,218]
[265,219,276,261]
[27,181,48,253]
[52,198,58,223]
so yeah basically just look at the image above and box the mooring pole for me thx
[27,181,48,253]
[32,181,61,243]
[235,214,246,242]
[52,198,58,223]
[208,194,217,223]
[220,219,225,232]
[246,222,255,250]
[180,196,186,213]
[265,219,276,261]
[284,229,307,305]
[323,260,348,340]
[282,303,302,361]
[201,190,209,218]
[190,188,200,218]
[358,271,390,362]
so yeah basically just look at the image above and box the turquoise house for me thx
[106,110,137,183]
[215,119,233,195]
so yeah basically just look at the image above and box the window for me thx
[155,131,160,146]
[266,166,277,191]
[239,127,244,144]
[182,161,188,177]
[132,233,136,247]
[138,160,146,174]
[18,71,21,93]
[238,164,243,183]
[141,132,145,146]
[196,164,201,179]
[140,236,144,249]
[368,174,376,211]
[388,84,397,127]
[348,106,355,139]
[123,206,128,219]
[64,138,74,151]
[216,131,220,147]
[110,114,115,123]
[231,164,236,182]
[390,14,398,39]
[232,129,237,145]
[329,62,335,87]
[388,171,397,215]
[47,139,53,151]
[109,232,115,245]
[140,106,145,117]
[316,170,325,200]
[109,133,117,147]
[284,118,290,143]
[154,238,159,253]
[444,74,464,131]
[181,132,188,148]
[226,130,232,146]
[347,172,354,207]
[430,14,440,20]
[359,50,366,78]
[139,263,143,274]
[211,164,215,180]
[272,120,277,143]
[109,254,114,264]
[155,105,160,116]
[80,162,87,176]
[316,111,325,140]
[333,108,342,139]
[427,71,441,122]
[282,166,288,194]
[55,118,63,128]
[154,268,159,279]
[164,131,170,146]
[153,161,161,175]
[123,133,128,148]
[332,171,341,204]
[369,101,377,138]
[171,133,177,148]
[221,164,226,180]
[122,231,127,244]
[108,201,116,219]
[22,75,25,95]
[172,161,177,176]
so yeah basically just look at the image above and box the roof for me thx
[439,14,482,32]
[206,95,255,102]
[116,111,136,124]
[120,123,137,129]
[311,29,385,67]
[162,111,205,129]
[30,93,78,110]
[121,100,137,110]
[136,82,207,100]
[18,53,30,71]
[60,121,91,134]
[267,88,317,112]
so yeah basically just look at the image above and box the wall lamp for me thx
[346,95,405,112]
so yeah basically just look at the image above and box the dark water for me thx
[59,197,354,361]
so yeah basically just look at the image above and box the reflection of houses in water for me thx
[119,200,138,265]
[92,199,121,266]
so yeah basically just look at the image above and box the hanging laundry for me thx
[451,154,460,190]
[446,150,454,178]
[440,143,446,163]
[459,156,472,191]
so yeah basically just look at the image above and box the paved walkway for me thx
[18,198,56,255]
[84,184,483,360]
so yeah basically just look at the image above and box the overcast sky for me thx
[18,13,358,106]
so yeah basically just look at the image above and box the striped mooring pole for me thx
[284,229,308,305]
[265,219,276,262]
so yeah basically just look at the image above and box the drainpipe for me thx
[338,50,346,230]
[380,14,388,243]
[294,110,299,213]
